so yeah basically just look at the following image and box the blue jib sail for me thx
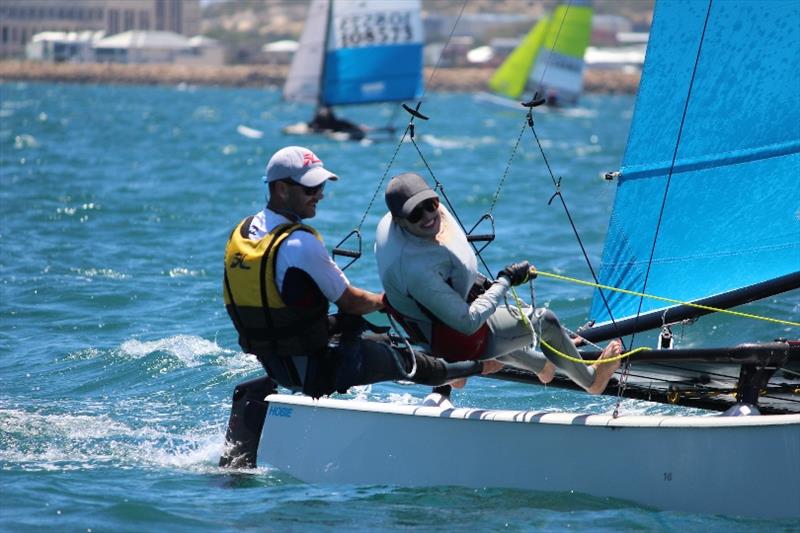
[589,0,800,326]
[322,0,424,106]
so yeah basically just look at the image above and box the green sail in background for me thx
[488,16,549,99]
[489,2,593,103]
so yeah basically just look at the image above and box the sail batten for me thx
[620,139,800,181]
[589,0,800,326]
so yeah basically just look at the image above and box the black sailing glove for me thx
[497,260,534,286]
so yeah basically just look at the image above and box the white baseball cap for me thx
[263,146,339,187]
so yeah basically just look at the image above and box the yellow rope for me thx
[535,270,800,328]
[508,287,641,365]
[539,337,648,365]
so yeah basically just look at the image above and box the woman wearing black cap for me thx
[375,172,621,395]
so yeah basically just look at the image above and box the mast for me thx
[316,0,333,112]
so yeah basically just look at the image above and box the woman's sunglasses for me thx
[406,198,439,223]
[280,178,324,196]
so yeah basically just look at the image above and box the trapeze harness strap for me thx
[422,281,490,362]
[223,217,329,389]
[383,289,490,363]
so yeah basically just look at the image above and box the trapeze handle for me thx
[467,233,495,243]
[332,229,362,271]
[332,248,360,259]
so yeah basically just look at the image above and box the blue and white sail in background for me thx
[283,0,424,106]
[589,0,800,327]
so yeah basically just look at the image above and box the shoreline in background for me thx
[0,60,639,94]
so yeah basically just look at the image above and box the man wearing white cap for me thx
[223,146,500,398]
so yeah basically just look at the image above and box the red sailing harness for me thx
[382,294,489,362]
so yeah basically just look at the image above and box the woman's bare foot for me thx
[586,339,622,394]
[481,359,504,375]
[449,378,467,389]
[536,361,556,384]
[447,360,504,389]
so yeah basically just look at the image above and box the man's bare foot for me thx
[448,378,467,388]
[586,339,622,394]
[481,359,504,375]
[536,361,556,384]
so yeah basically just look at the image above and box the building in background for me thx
[0,0,200,58]
[92,31,222,66]
[25,31,106,63]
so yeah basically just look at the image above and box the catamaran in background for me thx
[281,0,424,141]
[477,1,593,108]
[221,0,800,519]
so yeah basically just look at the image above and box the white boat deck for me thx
[267,393,800,428]
[258,393,800,518]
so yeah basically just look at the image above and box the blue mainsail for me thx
[589,0,800,326]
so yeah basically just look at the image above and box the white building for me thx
[261,40,298,65]
[26,30,105,63]
[92,30,222,66]
[1,0,200,59]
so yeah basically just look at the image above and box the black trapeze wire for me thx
[607,0,714,414]
[407,136,494,277]
[502,0,623,344]
[629,0,714,349]
[485,1,578,217]
[350,0,470,240]
[535,0,570,89]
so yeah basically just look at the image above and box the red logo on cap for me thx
[302,151,321,166]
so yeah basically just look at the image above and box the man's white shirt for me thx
[248,209,349,302]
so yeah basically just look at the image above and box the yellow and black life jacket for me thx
[223,217,329,362]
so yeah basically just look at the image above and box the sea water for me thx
[1,82,796,532]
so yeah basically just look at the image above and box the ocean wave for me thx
[70,267,128,280]
[13,134,39,149]
[164,268,205,278]
[0,403,244,474]
[420,134,497,150]
[119,335,230,368]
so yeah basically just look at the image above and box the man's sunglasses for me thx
[280,178,324,196]
[406,198,439,223]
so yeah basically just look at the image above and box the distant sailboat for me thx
[282,0,424,141]
[486,1,592,106]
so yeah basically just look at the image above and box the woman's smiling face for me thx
[398,198,441,239]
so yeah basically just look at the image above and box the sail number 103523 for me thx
[334,12,416,48]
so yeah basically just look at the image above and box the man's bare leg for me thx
[448,359,503,388]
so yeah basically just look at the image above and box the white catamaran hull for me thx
[258,394,800,519]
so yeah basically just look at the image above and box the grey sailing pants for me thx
[482,305,596,390]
